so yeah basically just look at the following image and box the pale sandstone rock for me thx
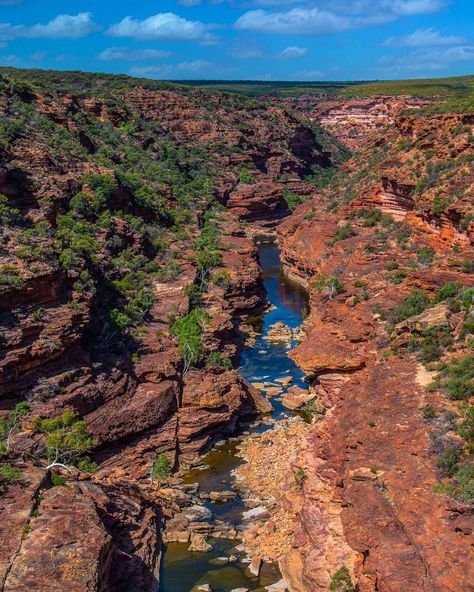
[188,533,213,553]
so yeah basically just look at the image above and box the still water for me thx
[160,240,308,592]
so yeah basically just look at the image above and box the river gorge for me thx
[162,240,309,592]
[0,69,473,592]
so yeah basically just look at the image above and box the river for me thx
[161,239,308,592]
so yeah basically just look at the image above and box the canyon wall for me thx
[244,110,474,591]
[0,74,340,590]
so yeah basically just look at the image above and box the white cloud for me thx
[278,45,308,59]
[234,0,450,35]
[384,28,465,47]
[0,13,100,41]
[387,0,447,16]
[0,53,21,65]
[293,68,323,79]
[235,8,351,35]
[129,59,213,78]
[107,12,217,44]
[379,44,474,74]
[178,0,203,5]
[98,47,171,61]
[229,46,264,59]
[321,0,447,15]
[177,59,211,72]
[129,64,173,77]
[30,50,47,61]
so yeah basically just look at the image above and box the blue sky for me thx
[0,1,472,81]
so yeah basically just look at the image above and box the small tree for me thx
[33,409,96,473]
[196,248,222,286]
[0,402,31,454]
[150,453,171,484]
[329,566,354,592]
[171,308,209,376]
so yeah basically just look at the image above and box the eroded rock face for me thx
[1,80,326,590]
[271,109,474,591]
[305,96,432,150]
[0,477,162,592]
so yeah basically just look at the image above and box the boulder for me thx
[394,303,450,334]
[249,556,263,576]
[183,505,213,522]
[281,387,317,411]
[209,490,238,503]
[264,322,293,343]
[188,534,213,553]
[242,506,269,521]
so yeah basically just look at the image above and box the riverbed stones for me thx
[249,556,263,576]
[209,490,237,503]
[183,504,213,522]
[265,386,283,397]
[188,533,213,552]
[281,386,317,410]
[242,506,269,521]
[264,322,293,343]
[275,376,293,386]
[209,557,230,565]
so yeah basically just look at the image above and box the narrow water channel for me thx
[161,240,308,592]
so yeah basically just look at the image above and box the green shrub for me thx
[412,325,454,364]
[416,247,435,266]
[295,467,307,488]
[421,405,437,420]
[151,453,171,482]
[435,464,474,504]
[0,462,22,481]
[283,191,310,211]
[430,195,451,217]
[329,566,354,592]
[457,405,474,445]
[206,351,232,370]
[389,271,406,285]
[0,194,20,224]
[434,281,462,303]
[0,265,24,291]
[312,274,346,297]
[432,354,474,401]
[239,169,255,184]
[33,409,95,471]
[358,208,382,227]
[328,223,357,247]
[212,269,232,288]
[437,445,460,477]
[391,290,430,324]
[51,472,67,486]
[171,308,210,372]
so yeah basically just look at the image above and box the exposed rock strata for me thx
[238,109,474,591]
[0,79,335,590]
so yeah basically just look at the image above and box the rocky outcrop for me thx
[0,475,162,592]
[254,109,474,591]
[1,75,332,590]
[310,96,433,149]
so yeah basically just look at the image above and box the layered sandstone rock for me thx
[269,110,474,591]
[311,96,432,149]
[0,477,162,592]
